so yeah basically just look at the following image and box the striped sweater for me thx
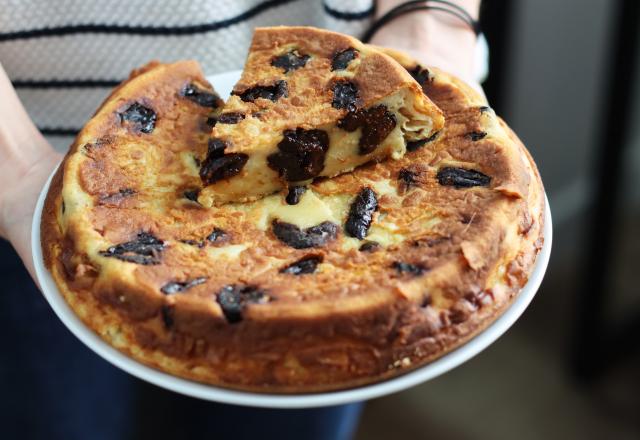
[0,0,375,150]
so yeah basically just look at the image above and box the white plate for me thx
[31,71,552,408]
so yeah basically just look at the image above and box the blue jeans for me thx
[0,240,363,440]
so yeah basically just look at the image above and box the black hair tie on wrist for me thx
[363,0,481,43]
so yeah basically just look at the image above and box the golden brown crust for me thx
[236,27,427,108]
[41,51,544,393]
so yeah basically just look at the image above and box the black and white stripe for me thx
[0,0,374,149]
[0,0,299,41]
[12,79,121,88]
[323,0,376,20]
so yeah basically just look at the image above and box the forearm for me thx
[0,66,52,175]
[0,63,60,278]
[377,0,481,20]
[372,0,482,89]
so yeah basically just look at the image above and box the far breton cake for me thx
[41,44,544,393]
[198,27,444,206]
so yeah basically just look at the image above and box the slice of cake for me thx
[197,26,444,206]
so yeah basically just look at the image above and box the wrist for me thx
[377,0,481,19]
[0,64,54,240]
[0,148,57,233]
[0,132,52,238]
[370,8,478,83]
[0,63,61,279]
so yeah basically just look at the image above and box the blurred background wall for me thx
[507,0,611,225]
[356,1,640,438]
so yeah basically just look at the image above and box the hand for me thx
[371,0,483,94]
[0,64,62,280]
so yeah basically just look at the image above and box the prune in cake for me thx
[467,131,487,141]
[99,188,136,205]
[437,167,491,188]
[206,138,227,158]
[271,50,310,73]
[180,239,205,248]
[206,115,218,127]
[331,80,359,111]
[183,189,200,202]
[206,227,230,244]
[98,232,164,265]
[216,112,245,124]
[216,284,269,323]
[398,168,421,192]
[267,128,329,181]
[392,261,427,276]
[200,147,249,185]
[359,241,380,252]
[235,80,288,103]
[119,103,156,133]
[338,105,396,154]
[331,48,358,71]
[285,186,307,205]
[279,255,323,275]
[181,83,221,108]
[272,220,338,249]
[408,65,432,87]
[161,305,175,329]
[345,188,378,239]
[406,131,439,152]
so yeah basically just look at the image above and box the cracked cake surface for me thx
[41,37,544,393]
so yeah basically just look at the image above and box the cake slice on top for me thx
[197,26,444,206]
